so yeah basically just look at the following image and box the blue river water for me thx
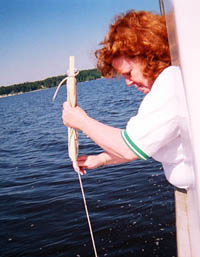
[0,77,176,257]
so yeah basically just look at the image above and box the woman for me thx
[62,10,193,189]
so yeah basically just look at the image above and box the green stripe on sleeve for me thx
[121,130,149,160]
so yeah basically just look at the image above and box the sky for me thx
[0,0,160,86]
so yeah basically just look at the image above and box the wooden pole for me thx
[66,57,98,256]
[67,56,79,162]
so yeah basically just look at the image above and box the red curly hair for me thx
[95,10,171,83]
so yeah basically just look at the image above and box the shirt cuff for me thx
[121,129,149,160]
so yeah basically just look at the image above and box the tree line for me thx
[0,68,101,96]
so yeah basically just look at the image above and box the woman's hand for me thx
[62,101,88,130]
[77,155,105,169]
[72,154,105,175]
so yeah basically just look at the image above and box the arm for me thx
[62,102,138,162]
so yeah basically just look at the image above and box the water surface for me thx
[0,78,176,257]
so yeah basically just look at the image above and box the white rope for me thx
[52,77,68,101]
[77,171,98,257]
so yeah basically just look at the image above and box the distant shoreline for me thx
[0,68,101,98]
[0,88,47,99]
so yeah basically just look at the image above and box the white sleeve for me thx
[121,67,180,160]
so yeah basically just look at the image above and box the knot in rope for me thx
[52,69,79,101]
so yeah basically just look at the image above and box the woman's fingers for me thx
[62,101,88,130]
[72,154,103,174]
[72,161,86,175]
[77,155,89,167]
[77,155,88,161]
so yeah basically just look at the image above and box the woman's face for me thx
[112,56,153,94]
